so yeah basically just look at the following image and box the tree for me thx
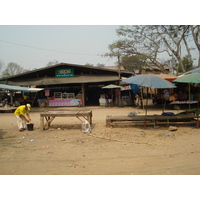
[104,26,171,74]
[1,62,26,78]
[85,63,94,67]
[121,55,146,72]
[181,55,193,72]
[96,63,105,68]
[46,60,59,66]
[104,25,199,75]
[0,59,4,73]
[190,25,200,67]
[155,25,190,73]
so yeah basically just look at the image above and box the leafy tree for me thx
[155,25,190,72]
[0,59,4,71]
[121,55,146,72]
[190,25,200,67]
[104,25,199,74]
[1,62,26,78]
[85,63,94,67]
[96,63,105,68]
[180,55,193,72]
[104,26,171,74]
[46,60,59,66]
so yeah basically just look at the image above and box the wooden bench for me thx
[106,114,198,128]
[40,110,92,131]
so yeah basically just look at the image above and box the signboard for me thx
[45,90,50,96]
[55,68,74,78]
[49,99,82,107]
[121,84,131,91]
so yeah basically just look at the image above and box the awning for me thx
[0,84,44,92]
[5,75,120,86]
[155,74,177,82]
[102,84,121,89]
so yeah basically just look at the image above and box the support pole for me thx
[81,83,85,107]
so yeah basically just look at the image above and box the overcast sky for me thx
[0,1,198,72]
[0,25,121,70]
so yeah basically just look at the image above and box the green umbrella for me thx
[173,72,200,83]
[173,72,200,110]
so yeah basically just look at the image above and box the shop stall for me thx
[121,84,133,106]
[49,92,82,107]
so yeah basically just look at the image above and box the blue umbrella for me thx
[123,74,176,88]
[123,75,176,120]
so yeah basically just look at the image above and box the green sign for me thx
[55,68,74,78]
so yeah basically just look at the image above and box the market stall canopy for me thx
[155,74,177,82]
[123,74,176,88]
[178,67,200,77]
[172,72,200,83]
[0,84,44,92]
[102,84,122,89]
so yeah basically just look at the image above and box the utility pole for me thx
[117,53,122,107]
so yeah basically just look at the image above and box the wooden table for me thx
[40,110,92,131]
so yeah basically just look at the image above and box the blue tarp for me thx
[130,84,140,94]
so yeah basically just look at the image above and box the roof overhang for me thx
[5,75,120,86]
[0,84,44,92]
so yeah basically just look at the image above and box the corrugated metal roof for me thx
[5,75,120,86]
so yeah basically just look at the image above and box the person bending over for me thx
[14,104,31,132]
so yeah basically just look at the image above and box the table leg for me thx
[40,116,44,131]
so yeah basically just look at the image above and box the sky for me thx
[1,1,199,72]
[0,25,121,70]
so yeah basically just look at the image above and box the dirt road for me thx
[0,106,200,175]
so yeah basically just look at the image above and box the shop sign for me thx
[55,68,74,78]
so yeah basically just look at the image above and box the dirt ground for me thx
[0,104,200,175]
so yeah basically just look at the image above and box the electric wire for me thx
[0,39,99,57]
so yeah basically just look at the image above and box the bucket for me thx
[27,123,34,131]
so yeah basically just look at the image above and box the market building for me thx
[0,63,133,107]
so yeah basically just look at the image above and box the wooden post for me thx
[10,91,14,106]
[145,87,148,116]
[40,115,44,131]
[81,83,85,107]
[189,83,191,110]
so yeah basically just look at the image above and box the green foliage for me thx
[85,63,94,67]
[121,55,146,72]
[0,62,26,78]
[104,25,199,73]
[178,55,193,73]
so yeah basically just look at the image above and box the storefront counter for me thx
[122,99,132,106]
[99,98,112,106]
[170,100,198,105]
[49,99,82,107]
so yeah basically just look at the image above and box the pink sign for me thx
[45,90,50,96]
[49,99,82,107]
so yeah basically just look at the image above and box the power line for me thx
[0,39,99,57]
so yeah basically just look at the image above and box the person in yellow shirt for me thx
[14,104,31,131]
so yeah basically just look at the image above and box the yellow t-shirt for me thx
[14,105,29,116]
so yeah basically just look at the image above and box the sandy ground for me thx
[0,104,200,175]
